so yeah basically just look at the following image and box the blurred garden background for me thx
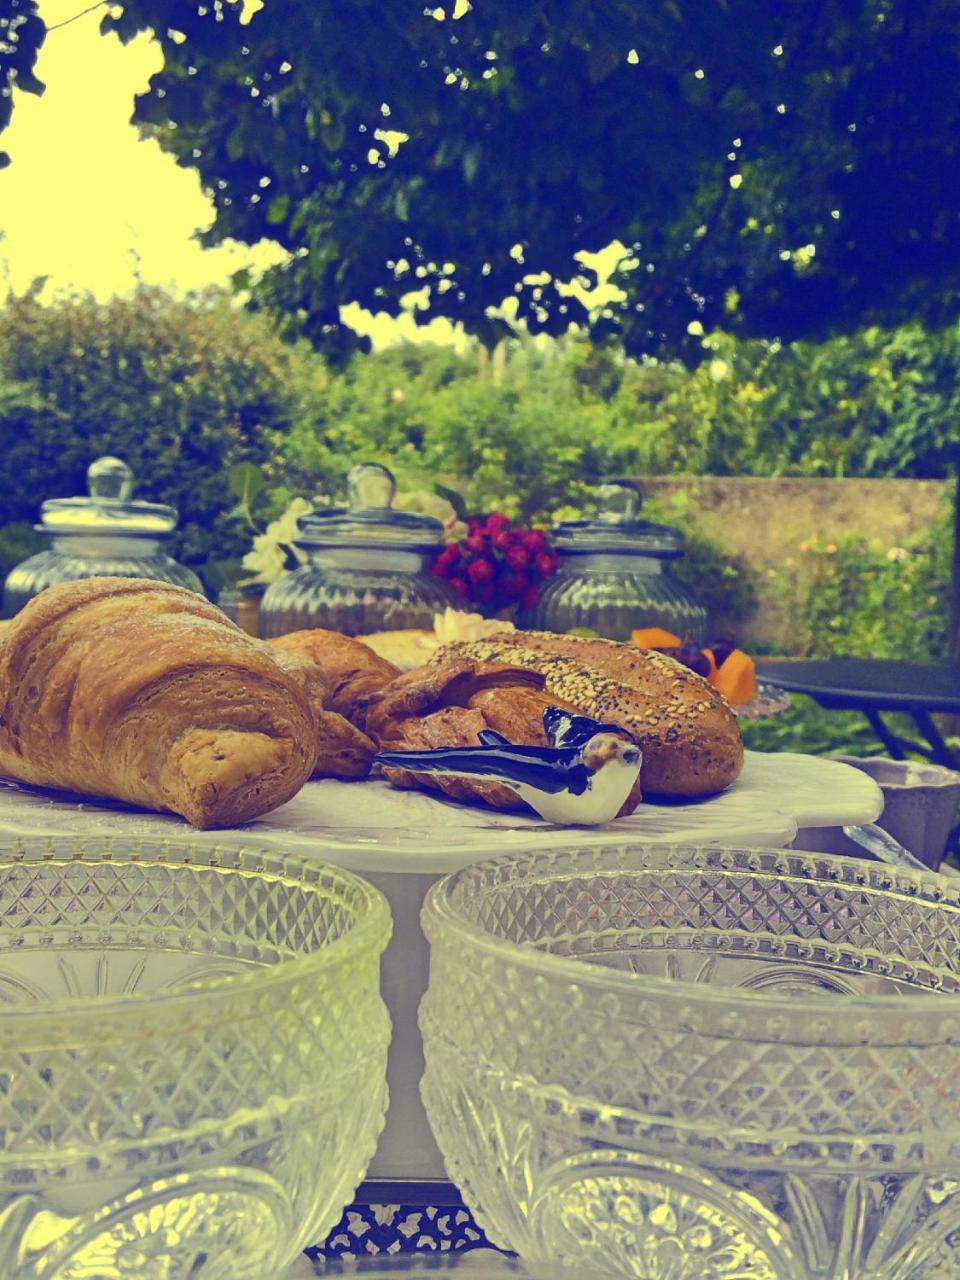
[1,0,958,758]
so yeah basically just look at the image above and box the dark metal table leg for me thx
[911,709,960,769]
[863,708,910,760]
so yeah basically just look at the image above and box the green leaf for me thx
[267,193,291,224]
[16,72,45,98]
[227,461,267,504]
[462,148,479,184]
[320,117,346,151]
[201,556,245,593]
[433,482,467,518]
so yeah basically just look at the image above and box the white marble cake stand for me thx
[0,751,883,1181]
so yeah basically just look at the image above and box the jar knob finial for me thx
[595,480,641,523]
[347,463,396,511]
[88,456,134,503]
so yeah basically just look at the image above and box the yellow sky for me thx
[0,0,290,298]
[0,1,615,349]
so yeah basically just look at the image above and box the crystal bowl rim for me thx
[422,842,960,1029]
[0,835,391,1025]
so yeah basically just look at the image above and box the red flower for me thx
[499,571,529,600]
[434,512,557,614]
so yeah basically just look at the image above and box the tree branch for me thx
[47,1,107,33]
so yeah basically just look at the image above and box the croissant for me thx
[268,646,376,779]
[435,631,744,798]
[268,629,399,726]
[0,578,319,828]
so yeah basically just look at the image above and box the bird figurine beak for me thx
[374,707,642,826]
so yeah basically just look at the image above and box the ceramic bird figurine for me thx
[374,706,642,825]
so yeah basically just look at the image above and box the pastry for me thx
[362,609,517,671]
[376,705,644,825]
[268,629,399,724]
[360,628,437,672]
[366,656,643,816]
[268,647,376,779]
[0,577,319,828]
[435,631,743,797]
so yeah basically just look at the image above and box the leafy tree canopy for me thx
[0,0,44,169]
[4,1,960,361]
[98,0,960,360]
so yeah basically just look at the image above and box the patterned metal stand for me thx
[308,1183,508,1261]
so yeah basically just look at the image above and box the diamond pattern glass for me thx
[0,836,391,1279]
[420,845,960,1278]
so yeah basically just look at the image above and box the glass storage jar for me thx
[520,480,707,642]
[2,456,204,617]
[258,463,459,638]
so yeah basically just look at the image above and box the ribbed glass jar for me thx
[519,482,706,642]
[4,538,203,617]
[259,547,458,638]
[1,456,204,617]
[522,552,706,642]
[259,463,458,638]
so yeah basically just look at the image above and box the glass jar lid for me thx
[38,457,178,538]
[295,463,446,552]
[552,481,684,557]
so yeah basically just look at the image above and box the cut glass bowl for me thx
[420,844,960,1279]
[0,837,391,1279]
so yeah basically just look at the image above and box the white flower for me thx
[394,489,457,523]
[264,496,313,547]
[240,497,313,585]
[886,546,909,562]
[241,535,288,585]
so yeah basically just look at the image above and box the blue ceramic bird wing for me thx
[374,743,592,796]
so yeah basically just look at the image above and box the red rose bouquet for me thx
[431,512,559,616]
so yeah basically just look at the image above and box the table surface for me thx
[757,658,960,712]
[0,750,882,872]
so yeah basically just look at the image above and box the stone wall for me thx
[638,476,952,647]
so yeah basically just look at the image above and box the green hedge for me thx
[276,325,960,525]
[0,286,315,589]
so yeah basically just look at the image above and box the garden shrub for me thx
[767,500,952,662]
[0,286,313,589]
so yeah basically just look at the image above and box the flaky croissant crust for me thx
[0,578,319,828]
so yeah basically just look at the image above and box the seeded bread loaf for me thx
[434,631,743,798]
